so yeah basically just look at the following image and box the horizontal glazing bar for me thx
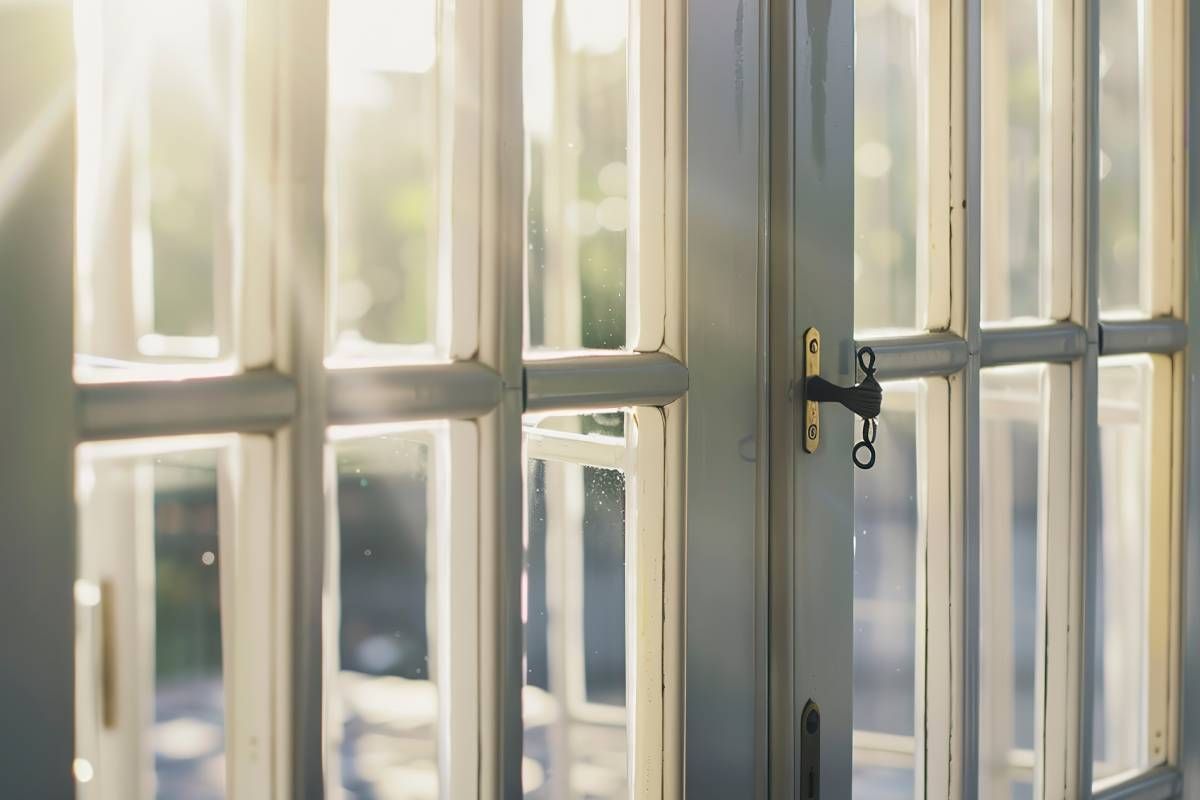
[1099,317,1188,356]
[524,352,690,411]
[855,332,970,380]
[1092,766,1183,800]
[980,322,1088,367]
[327,361,503,425]
[524,428,628,470]
[77,369,297,441]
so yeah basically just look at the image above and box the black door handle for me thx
[804,345,882,469]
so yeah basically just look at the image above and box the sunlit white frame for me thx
[72,0,274,376]
[852,0,1189,798]
[57,0,685,797]
[74,434,278,799]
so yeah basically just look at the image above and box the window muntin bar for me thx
[980,323,1088,367]
[1100,318,1189,356]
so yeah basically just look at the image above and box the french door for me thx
[6,0,694,797]
[775,1,1200,799]
[4,1,1200,800]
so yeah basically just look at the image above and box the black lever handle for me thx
[805,346,882,469]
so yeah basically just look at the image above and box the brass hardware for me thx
[801,328,883,468]
[101,579,116,729]
[803,328,820,453]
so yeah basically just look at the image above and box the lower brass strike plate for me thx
[803,327,820,453]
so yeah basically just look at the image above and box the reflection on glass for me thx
[981,0,1044,321]
[76,447,227,798]
[525,0,628,350]
[853,380,919,798]
[1094,359,1151,780]
[332,434,438,797]
[855,0,921,333]
[327,0,442,356]
[532,410,626,438]
[852,765,915,800]
[75,0,237,371]
[524,456,627,798]
[979,367,1044,798]
[1098,0,1143,313]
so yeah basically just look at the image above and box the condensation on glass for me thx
[326,0,444,359]
[524,0,629,351]
[1093,358,1153,780]
[979,366,1045,800]
[524,418,629,798]
[852,380,921,800]
[76,444,227,798]
[74,0,241,375]
[854,0,923,335]
[1097,0,1144,314]
[981,0,1046,322]
[329,433,439,796]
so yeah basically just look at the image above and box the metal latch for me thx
[802,327,882,469]
[800,699,821,798]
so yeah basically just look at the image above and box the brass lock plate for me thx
[803,327,820,453]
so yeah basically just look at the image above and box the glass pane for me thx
[331,433,439,796]
[327,0,442,359]
[1093,359,1152,780]
[853,380,920,798]
[75,0,239,374]
[76,445,227,798]
[524,453,628,797]
[979,366,1045,797]
[981,0,1045,322]
[1097,0,1143,313]
[853,765,915,800]
[524,0,628,350]
[855,0,922,334]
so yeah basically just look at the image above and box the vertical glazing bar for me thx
[1047,0,1081,321]
[923,0,954,330]
[476,0,524,794]
[220,436,279,796]
[0,3,75,795]
[276,0,329,794]
[962,1,983,797]
[684,0,766,795]
[444,0,483,360]
[441,424,481,798]
[918,379,956,798]
[628,409,666,797]
[1076,0,1102,794]
[628,2,667,352]
[1041,362,1077,798]
[1179,1,1200,791]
